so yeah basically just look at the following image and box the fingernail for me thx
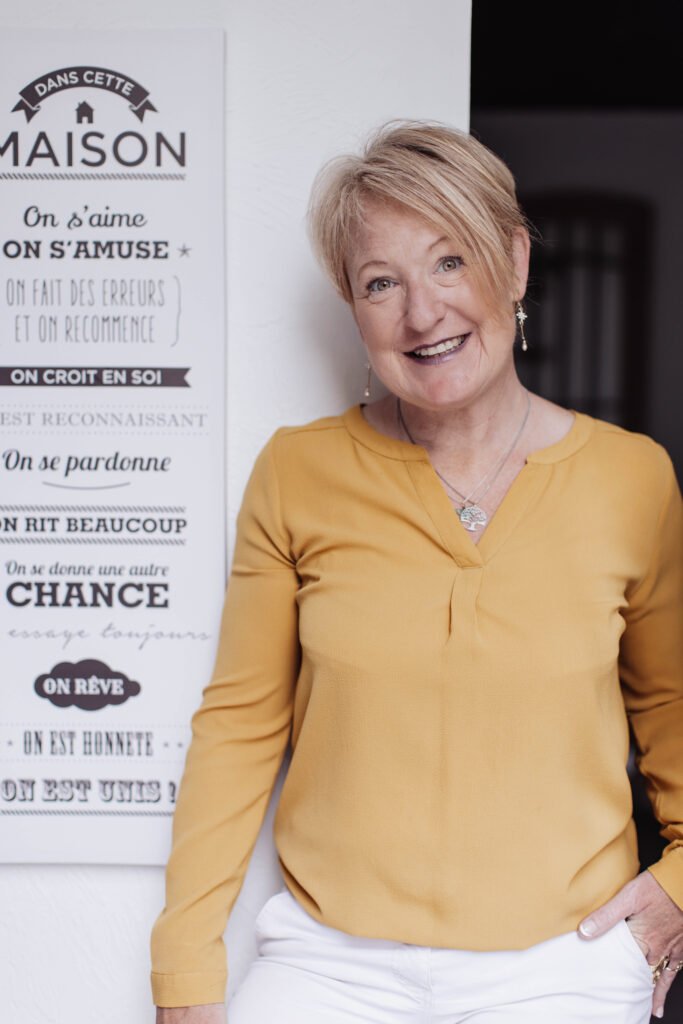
[579,920,597,937]
[654,1009,663,1019]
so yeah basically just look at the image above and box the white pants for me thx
[228,888,654,1023]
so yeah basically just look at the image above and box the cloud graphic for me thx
[34,658,141,710]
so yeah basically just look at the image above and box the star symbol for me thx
[178,244,191,257]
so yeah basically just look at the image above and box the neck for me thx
[397,373,529,461]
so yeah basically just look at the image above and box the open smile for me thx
[404,333,471,363]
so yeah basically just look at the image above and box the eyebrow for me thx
[356,259,389,276]
[354,237,451,278]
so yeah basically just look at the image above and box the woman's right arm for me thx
[151,432,300,1012]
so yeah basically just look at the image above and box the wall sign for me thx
[0,30,226,864]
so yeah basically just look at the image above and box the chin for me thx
[399,380,480,411]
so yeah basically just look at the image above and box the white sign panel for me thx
[0,30,226,864]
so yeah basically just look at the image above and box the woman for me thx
[152,122,683,1023]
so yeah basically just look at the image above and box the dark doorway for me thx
[471,7,683,1021]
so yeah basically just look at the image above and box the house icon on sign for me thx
[76,101,94,124]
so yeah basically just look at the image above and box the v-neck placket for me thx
[342,403,595,568]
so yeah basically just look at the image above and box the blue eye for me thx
[437,256,464,272]
[367,277,395,294]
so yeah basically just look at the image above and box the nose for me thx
[403,279,446,334]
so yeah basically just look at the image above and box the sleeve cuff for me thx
[647,846,683,911]
[151,970,227,1008]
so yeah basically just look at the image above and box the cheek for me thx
[354,306,392,352]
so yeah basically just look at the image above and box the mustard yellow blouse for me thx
[150,405,683,1008]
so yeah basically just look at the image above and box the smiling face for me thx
[346,199,530,413]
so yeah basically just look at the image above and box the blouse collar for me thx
[341,402,595,465]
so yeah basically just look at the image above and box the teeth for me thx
[412,335,467,358]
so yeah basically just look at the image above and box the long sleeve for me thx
[619,447,683,907]
[150,432,300,1007]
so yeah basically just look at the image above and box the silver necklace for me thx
[396,390,531,532]
[432,390,531,506]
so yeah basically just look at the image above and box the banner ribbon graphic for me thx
[12,66,157,122]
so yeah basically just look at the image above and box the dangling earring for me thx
[363,361,372,399]
[516,301,528,352]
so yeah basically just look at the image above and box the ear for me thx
[511,226,531,302]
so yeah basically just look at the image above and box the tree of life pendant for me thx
[458,504,488,532]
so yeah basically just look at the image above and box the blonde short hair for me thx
[307,120,529,310]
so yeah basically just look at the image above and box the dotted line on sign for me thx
[0,537,186,544]
[0,808,174,816]
[0,758,186,764]
[0,406,209,411]
[0,505,186,512]
[0,431,209,436]
[1,724,189,733]
[0,173,186,181]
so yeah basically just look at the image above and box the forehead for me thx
[347,199,457,271]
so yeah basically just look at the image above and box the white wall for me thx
[0,2,471,1021]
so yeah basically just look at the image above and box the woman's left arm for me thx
[578,446,683,1018]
